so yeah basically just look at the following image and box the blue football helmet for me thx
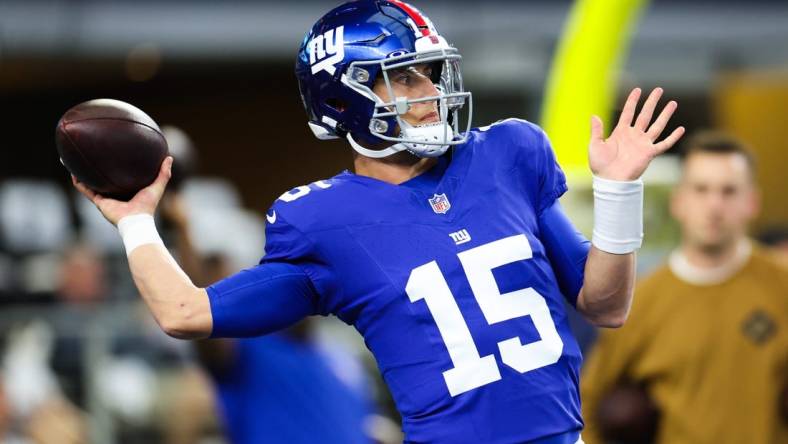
[295,0,472,158]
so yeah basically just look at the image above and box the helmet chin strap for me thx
[346,133,408,158]
[347,120,451,159]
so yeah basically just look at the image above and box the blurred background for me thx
[0,0,786,443]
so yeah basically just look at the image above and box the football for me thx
[55,99,168,200]
[596,383,660,444]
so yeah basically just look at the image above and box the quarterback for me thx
[74,1,684,442]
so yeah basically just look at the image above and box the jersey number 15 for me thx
[406,234,564,396]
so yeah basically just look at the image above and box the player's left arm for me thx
[576,244,636,328]
[576,87,684,327]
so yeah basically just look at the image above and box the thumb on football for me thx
[141,156,174,205]
[151,156,173,192]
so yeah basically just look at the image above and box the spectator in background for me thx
[49,241,217,444]
[580,131,788,444]
[0,378,87,444]
[56,244,107,305]
[1,320,87,444]
[159,133,391,444]
[49,244,106,408]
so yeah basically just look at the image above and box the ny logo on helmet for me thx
[309,26,345,75]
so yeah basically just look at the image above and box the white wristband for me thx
[592,175,644,254]
[117,214,164,257]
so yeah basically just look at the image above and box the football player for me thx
[73,1,684,442]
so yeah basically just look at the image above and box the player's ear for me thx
[745,185,761,220]
[669,185,684,222]
[372,73,390,100]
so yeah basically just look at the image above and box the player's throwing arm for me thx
[73,158,214,338]
[58,100,213,339]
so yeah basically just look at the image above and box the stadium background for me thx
[0,0,786,443]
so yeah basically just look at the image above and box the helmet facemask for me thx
[342,43,473,158]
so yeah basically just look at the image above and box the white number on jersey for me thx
[277,180,332,203]
[406,234,563,396]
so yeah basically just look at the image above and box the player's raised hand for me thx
[73,156,174,226]
[589,87,685,181]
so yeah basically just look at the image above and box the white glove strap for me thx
[118,214,163,257]
[592,175,644,254]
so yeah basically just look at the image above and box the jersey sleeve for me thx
[534,127,569,213]
[206,204,338,337]
[538,201,590,306]
[258,206,339,315]
[207,262,318,338]
[493,119,568,213]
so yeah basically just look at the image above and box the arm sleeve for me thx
[207,262,318,338]
[538,200,591,306]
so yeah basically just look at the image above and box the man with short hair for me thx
[73,1,684,442]
[581,131,788,444]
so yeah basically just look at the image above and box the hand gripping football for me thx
[55,99,169,201]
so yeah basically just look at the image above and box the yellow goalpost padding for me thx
[540,0,649,184]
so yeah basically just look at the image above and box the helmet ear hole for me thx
[326,98,347,113]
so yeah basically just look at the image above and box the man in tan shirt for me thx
[581,131,788,444]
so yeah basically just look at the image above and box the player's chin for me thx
[402,117,439,127]
[406,109,439,126]
[419,112,440,125]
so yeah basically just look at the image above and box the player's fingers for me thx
[616,88,641,128]
[72,178,109,209]
[146,157,174,196]
[164,156,173,177]
[155,157,173,183]
[72,176,97,200]
[590,115,604,143]
[654,126,686,154]
[646,100,678,141]
[634,87,663,131]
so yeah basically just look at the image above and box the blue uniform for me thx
[211,334,372,444]
[208,119,589,443]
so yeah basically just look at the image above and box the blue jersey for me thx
[211,334,372,444]
[212,119,585,443]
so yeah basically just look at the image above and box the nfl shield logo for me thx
[428,193,451,214]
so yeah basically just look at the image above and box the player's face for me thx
[671,152,758,253]
[373,63,440,126]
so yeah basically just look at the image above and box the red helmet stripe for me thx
[389,0,431,36]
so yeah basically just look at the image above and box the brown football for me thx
[55,99,168,201]
[596,383,660,444]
